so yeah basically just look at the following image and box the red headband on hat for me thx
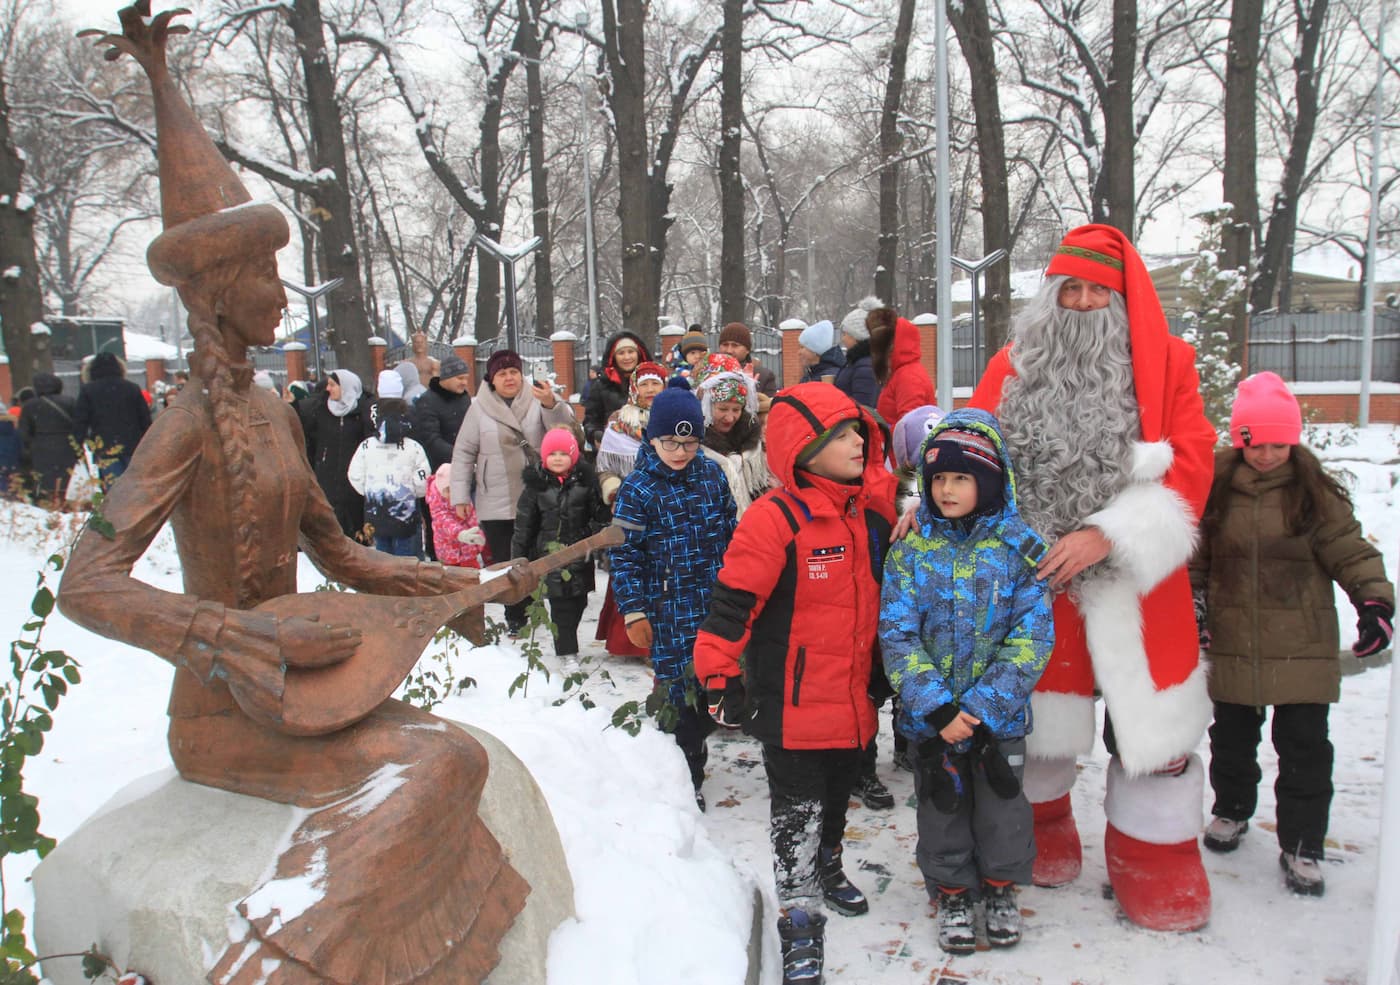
[1046,224,1126,293]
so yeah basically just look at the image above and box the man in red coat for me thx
[969,224,1217,931]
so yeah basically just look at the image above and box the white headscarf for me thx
[327,369,363,418]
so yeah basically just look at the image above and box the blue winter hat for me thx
[645,387,705,440]
[799,319,835,355]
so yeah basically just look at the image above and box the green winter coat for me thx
[1190,455,1393,706]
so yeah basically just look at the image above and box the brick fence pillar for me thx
[658,323,685,363]
[780,319,807,390]
[144,358,167,394]
[0,356,11,406]
[368,337,387,377]
[551,331,578,399]
[912,312,939,403]
[453,336,478,396]
[283,342,308,384]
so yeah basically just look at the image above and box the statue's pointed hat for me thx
[82,2,289,285]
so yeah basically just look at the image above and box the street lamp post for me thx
[576,11,602,366]
[281,278,344,380]
[474,233,542,352]
[950,250,1008,375]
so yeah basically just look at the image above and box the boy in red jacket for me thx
[693,382,897,985]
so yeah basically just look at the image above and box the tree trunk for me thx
[0,71,45,388]
[518,0,554,339]
[1221,0,1263,368]
[718,0,745,325]
[1251,0,1328,314]
[1098,0,1136,234]
[288,0,374,379]
[601,0,656,349]
[473,47,515,343]
[875,0,917,304]
[948,0,1012,356]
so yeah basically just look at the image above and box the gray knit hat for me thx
[439,354,470,380]
[840,296,883,342]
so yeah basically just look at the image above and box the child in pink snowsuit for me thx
[427,463,488,568]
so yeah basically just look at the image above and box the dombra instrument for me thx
[250,527,624,736]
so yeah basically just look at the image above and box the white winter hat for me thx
[377,368,405,398]
[840,296,882,342]
[798,320,835,355]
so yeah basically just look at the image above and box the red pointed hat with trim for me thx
[1045,223,1173,441]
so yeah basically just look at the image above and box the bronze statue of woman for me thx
[59,5,531,982]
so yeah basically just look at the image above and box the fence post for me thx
[144,357,167,394]
[453,336,478,396]
[0,355,10,406]
[913,312,940,402]
[658,323,685,362]
[283,342,308,383]
[780,319,806,389]
[368,337,387,377]
[551,331,578,399]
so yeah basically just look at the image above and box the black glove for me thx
[1354,600,1395,658]
[706,676,747,729]
[915,737,963,814]
[971,725,1020,799]
[1192,590,1211,650]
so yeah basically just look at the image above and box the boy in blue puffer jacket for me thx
[610,386,737,810]
[879,408,1053,955]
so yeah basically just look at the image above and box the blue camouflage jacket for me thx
[879,408,1054,741]
[610,441,737,684]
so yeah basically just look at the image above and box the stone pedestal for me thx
[33,723,574,985]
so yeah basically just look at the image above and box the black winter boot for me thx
[935,887,976,954]
[777,907,826,983]
[818,844,869,916]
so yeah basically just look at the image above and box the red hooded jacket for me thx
[875,315,935,427]
[693,383,898,750]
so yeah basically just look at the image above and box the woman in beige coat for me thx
[450,349,576,632]
[1190,373,1393,897]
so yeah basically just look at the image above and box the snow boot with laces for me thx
[936,887,976,954]
[818,844,869,916]
[1202,816,1248,853]
[777,907,826,983]
[982,879,1022,948]
[854,771,895,810]
[1280,851,1325,896]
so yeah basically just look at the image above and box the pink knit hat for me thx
[1230,372,1301,448]
[541,427,580,468]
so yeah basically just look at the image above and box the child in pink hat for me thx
[1192,372,1393,896]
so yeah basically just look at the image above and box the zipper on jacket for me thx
[792,646,807,706]
[983,579,999,633]
[1250,494,1262,705]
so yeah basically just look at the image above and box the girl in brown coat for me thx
[1190,373,1393,897]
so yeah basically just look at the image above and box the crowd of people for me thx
[11,228,1396,985]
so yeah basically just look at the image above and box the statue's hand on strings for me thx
[276,616,362,669]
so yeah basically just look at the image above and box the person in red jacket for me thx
[968,223,1217,932]
[694,382,897,985]
[869,307,935,429]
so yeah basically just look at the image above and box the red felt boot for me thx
[1104,824,1211,931]
[1103,754,1211,931]
[1031,793,1082,887]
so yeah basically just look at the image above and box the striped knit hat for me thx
[922,427,1004,516]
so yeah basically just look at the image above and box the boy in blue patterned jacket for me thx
[610,386,737,809]
[879,407,1053,954]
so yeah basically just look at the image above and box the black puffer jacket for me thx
[834,339,880,410]
[73,352,151,465]
[584,331,650,446]
[19,373,79,500]
[413,378,472,469]
[301,389,373,538]
[510,459,610,598]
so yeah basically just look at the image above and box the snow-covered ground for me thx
[2,424,1396,985]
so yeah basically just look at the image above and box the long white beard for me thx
[998,283,1140,561]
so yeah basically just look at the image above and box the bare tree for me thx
[948,0,1013,353]
[718,0,745,325]
[874,0,916,304]
[1220,0,1262,366]
[0,1,46,386]
[517,0,556,338]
